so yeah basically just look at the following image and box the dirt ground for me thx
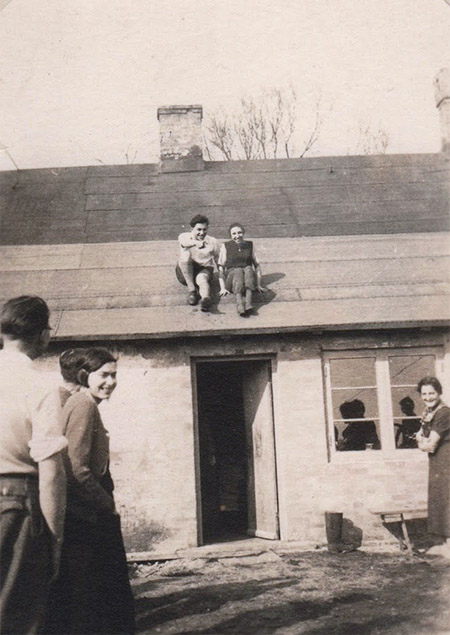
[131,549,450,635]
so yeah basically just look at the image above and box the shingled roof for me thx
[1,153,449,245]
[1,154,449,339]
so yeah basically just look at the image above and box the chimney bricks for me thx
[157,105,204,172]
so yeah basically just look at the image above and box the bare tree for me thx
[204,86,323,161]
[125,144,138,165]
[0,142,20,170]
[354,122,389,155]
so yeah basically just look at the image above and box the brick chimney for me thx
[434,68,450,153]
[157,105,204,172]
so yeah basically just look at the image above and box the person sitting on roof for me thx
[176,214,220,313]
[218,222,267,316]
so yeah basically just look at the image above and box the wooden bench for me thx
[370,508,428,556]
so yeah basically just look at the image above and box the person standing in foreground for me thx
[46,347,135,634]
[415,376,450,558]
[176,214,220,312]
[0,296,67,635]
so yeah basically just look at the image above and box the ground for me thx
[132,549,450,635]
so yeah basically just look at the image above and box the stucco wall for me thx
[41,329,449,553]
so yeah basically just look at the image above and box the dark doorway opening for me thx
[197,362,248,543]
[195,359,279,545]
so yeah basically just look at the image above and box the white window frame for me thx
[323,346,443,462]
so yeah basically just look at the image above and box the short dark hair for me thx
[190,214,209,227]
[1,295,50,339]
[59,348,88,383]
[77,347,117,387]
[417,376,443,395]
[399,396,415,410]
[228,222,245,235]
[339,399,365,419]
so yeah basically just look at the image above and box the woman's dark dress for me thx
[425,405,450,538]
[45,391,135,634]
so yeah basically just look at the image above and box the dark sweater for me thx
[223,240,254,269]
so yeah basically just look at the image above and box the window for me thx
[324,348,441,457]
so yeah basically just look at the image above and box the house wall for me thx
[41,328,450,554]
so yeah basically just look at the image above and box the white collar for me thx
[0,349,33,366]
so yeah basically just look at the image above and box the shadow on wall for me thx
[342,518,363,549]
[119,507,171,553]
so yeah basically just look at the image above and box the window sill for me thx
[328,449,428,464]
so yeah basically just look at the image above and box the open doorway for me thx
[195,359,279,545]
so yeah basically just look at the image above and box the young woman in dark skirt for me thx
[218,222,267,316]
[45,347,135,634]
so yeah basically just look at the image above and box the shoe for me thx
[236,302,246,316]
[328,542,358,554]
[427,544,450,557]
[244,290,253,313]
[188,290,199,306]
[200,297,211,312]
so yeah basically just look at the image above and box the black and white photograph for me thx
[1,1,449,633]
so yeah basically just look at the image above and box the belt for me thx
[0,474,39,497]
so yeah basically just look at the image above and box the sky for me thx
[0,0,449,170]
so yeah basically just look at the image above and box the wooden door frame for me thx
[191,354,279,546]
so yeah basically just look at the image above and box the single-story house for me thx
[0,71,449,555]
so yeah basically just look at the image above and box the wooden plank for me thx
[206,153,447,173]
[85,208,294,231]
[302,282,450,301]
[86,164,158,178]
[83,180,446,212]
[4,234,446,272]
[83,165,449,196]
[2,234,449,269]
[34,280,448,312]
[83,197,448,232]
[0,245,84,271]
[1,256,448,306]
[52,294,450,340]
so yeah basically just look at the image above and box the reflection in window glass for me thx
[389,355,436,386]
[329,357,381,451]
[389,355,435,449]
[329,357,376,388]
[331,389,379,422]
[326,349,440,457]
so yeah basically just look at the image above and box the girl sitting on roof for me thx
[218,222,267,316]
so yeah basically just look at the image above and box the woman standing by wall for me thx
[46,347,135,634]
[416,376,450,558]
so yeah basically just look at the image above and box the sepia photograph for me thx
[1,1,450,633]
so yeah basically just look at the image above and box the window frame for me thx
[323,346,443,462]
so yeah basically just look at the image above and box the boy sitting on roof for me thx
[218,222,267,316]
[176,214,220,312]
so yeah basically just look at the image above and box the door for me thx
[242,360,279,539]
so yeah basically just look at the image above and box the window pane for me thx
[389,354,435,449]
[391,389,421,449]
[331,388,381,452]
[334,420,381,452]
[389,355,436,386]
[331,389,379,421]
[329,357,376,388]
[391,388,421,419]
